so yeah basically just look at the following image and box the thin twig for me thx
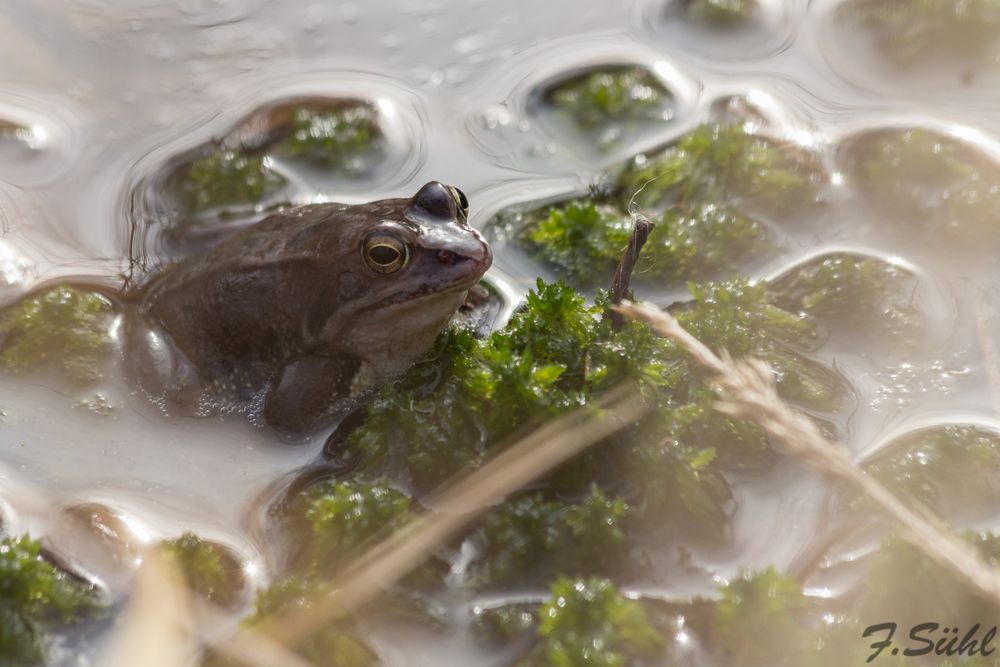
[606,213,655,329]
[617,300,1000,603]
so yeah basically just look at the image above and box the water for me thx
[1,0,1000,663]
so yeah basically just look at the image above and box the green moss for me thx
[204,576,378,667]
[675,278,814,358]
[175,150,287,212]
[671,280,846,412]
[472,604,538,644]
[844,0,1000,67]
[0,285,117,384]
[518,199,771,289]
[523,201,634,287]
[344,279,839,537]
[711,568,807,665]
[0,536,101,666]
[644,204,771,281]
[159,532,240,606]
[845,128,1000,240]
[302,479,411,572]
[474,486,630,587]
[682,0,755,25]
[862,425,1000,518]
[526,577,668,667]
[619,122,823,216]
[276,104,384,173]
[543,66,672,150]
[296,631,379,667]
[348,281,683,492]
[624,428,733,535]
[769,253,920,339]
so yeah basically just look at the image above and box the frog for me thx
[125,181,491,435]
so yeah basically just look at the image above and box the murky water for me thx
[2,0,1000,664]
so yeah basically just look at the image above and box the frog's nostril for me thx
[437,250,456,265]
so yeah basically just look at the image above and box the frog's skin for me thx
[126,181,491,435]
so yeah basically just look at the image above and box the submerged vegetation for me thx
[680,0,756,25]
[842,0,1000,69]
[172,150,288,213]
[528,577,668,667]
[537,65,674,152]
[0,285,117,384]
[842,127,1000,243]
[619,122,823,215]
[769,252,921,340]
[506,121,828,290]
[156,98,388,249]
[0,536,101,666]
[159,533,242,607]
[862,425,1000,519]
[274,104,384,173]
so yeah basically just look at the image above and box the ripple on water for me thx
[0,98,77,188]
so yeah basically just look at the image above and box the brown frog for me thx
[127,181,491,434]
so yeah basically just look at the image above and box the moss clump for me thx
[844,127,1000,241]
[769,253,921,339]
[202,576,377,667]
[522,202,634,287]
[302,479,411,572]
[525,577,668,667]
[472,604,538,644]
[710,568,807,665]
[0,285,117,384]
[0,536,101,666]
[543,66,673,148]
[345,281,679,491]
[159,533,241,607]
[862,425,1000,519]
[505,121,815,290]
[344,279,840,537]
[843,0,1000,68]
[473,486,630,587]
[519,200,771,289]
[174,150,287,213]
[674,280,845,411]
[619,122,824,217]
[682,0,756,25]
[275,105,384,173]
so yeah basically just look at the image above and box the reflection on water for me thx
[1,0,1000,664]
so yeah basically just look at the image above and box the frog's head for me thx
[356,180,492,307]
[324,181,491,366]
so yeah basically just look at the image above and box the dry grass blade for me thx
[616,300,1000,603]
[209,384,646,662]
[97,551,193,667]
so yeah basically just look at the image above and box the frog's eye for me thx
[448,186,469,219]
[363,235,409,274]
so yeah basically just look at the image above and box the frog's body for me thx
[127,181,491,434]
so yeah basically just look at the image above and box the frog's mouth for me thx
[368,276,480,310]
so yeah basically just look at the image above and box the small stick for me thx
[607,212,655,329]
